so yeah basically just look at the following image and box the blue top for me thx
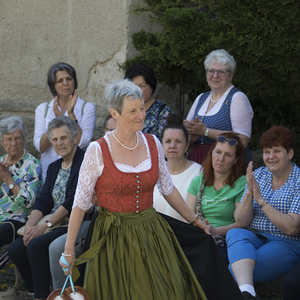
[192,87,240,144]
[242,163,300,240]
[143,99,173,140]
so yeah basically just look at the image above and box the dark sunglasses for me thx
[217,135,238,147]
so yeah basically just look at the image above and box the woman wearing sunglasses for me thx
[183,49,253,164]
[187,132,247,264]
[226,126,300,300]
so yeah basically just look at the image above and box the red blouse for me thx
[94,133,159,213]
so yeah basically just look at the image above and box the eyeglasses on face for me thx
[105,128,115,132]
[206,69,229,77]
[217,135,238,147]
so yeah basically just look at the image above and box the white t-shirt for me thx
[153,162,202,221]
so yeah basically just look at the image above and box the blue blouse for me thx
[242,164,300,240]
[143,99,173,140]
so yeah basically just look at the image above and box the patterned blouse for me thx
[51,163,72,213]
[143,99,173,140]
[0,153,42,223]
[243,164,300,240]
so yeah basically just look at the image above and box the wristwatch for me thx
[8,181,16,190]
[259,200,269,209]
[204,127,210,137]
[45,220,53,228]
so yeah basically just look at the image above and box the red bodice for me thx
[94,133,159,213]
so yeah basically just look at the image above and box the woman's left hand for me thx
[23,224,47,246]
[0,162,11,182]
[194,218,211,235]
[67,90,78,117]
[184,117,206,136]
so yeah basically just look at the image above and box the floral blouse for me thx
[143,99,173,140]
[0,153,42,223]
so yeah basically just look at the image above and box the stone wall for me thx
[0,0,180,159]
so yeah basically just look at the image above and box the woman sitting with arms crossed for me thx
[0,116,42,247]
[187,132,247,264]
[226,126,300,300]
[8,116,85,300]
[153,114,202,221]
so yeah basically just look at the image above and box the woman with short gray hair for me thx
[184,49,253,164]
[61,79,209,299]
[34,62,96,181]
[0,116,42,247]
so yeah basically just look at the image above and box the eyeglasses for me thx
[105,128,115,132]
[206,69,229,77]
[217,135,238,147]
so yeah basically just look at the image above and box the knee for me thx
[8,238,24,261]
[226,228,244,246]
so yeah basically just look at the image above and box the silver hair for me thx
[105,79,144,114]
[47,116,78,141]
[0,116,27,141]
[204,49,237,73]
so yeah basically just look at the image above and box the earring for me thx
[185,151,189,158]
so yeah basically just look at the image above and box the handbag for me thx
[17,214,68,236]
[47,274,90,300]
[0,222,18,300]
[196,180,226,246]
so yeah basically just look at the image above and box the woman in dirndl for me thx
[60,79,209,300]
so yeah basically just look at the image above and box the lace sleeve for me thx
[154,136,174,196]
[72,141,103,211]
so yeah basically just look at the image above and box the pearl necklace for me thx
[210,95,220,103]
[113,131,139,151]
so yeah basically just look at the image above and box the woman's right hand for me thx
[53,96,63,117]
[23,224,47,246]
[60,254,75,276]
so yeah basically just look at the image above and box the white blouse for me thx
[186,85,253,138]
[73,132,174,211]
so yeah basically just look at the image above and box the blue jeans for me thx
[227,228,300,282]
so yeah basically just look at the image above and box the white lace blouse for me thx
[73,132,174,211]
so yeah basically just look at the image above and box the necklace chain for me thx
[113,131,139,151]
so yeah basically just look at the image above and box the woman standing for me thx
[153,114,201,221]
[184,49,253,164]
[61,80,208,300]
[34,62,96,181]
[125,64,173,139]
[227,126,300,300]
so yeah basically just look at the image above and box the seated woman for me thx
[124,64,173,139]
[187,132,247,264]
[153,114,202,221]
[8,116,85,300]
[0,116,42,247]
[227,126,300,300]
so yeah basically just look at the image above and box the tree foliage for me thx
[122,0,300,149]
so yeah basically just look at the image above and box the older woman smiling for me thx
[227,126,300,300]
[0,116,42,247]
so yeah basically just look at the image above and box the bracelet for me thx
[61,253,75,257]
[259,200,269,209]
[188,214,199,225]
